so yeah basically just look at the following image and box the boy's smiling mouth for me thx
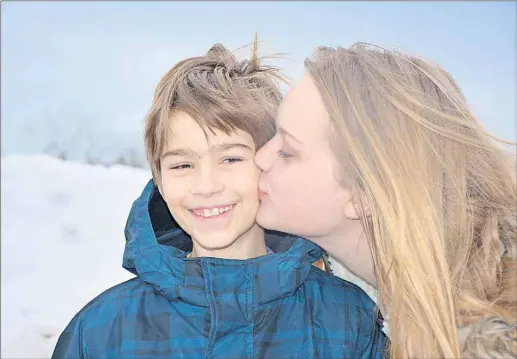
[189,204,236,218]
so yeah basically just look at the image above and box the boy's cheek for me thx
[161,177,189,194]
[227,167,261,188]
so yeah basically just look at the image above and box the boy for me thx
[52,39,387,359]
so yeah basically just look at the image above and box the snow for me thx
[1,154,151,358]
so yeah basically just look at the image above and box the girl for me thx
[255,43,516,358]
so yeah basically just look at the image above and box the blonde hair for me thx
[144,36,284,185]
[305,43,517,358]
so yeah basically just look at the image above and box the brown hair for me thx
[305,43,516,358]
[144,36,284,185]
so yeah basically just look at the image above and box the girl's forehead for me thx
[279,76,330,142]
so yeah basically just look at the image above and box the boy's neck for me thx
[190,224,267,260]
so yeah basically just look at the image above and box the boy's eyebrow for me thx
[161,148,195,158]
[210,143,253,152]
[278,127,303,144]
[161,143,252,159]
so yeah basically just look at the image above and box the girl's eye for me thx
[222,157,243,164]
[277,150,293,158]
[169,163,192,170]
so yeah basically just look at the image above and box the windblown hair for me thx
[144,36,284,185]
[305,43,517,358]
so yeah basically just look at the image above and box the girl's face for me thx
[255,74,376,285]
[255,75,352,240]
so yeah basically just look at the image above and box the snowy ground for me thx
[1,155,151,358]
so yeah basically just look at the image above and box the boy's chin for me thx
[191,232,240,252]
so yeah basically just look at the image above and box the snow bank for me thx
[1,155,151,358]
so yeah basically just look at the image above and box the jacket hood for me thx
[122,179,323,305]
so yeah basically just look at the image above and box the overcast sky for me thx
[2,1,515,159]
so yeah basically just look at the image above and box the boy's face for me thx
[159,112,261,253]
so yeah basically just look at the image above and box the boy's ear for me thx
[155,176,164,197]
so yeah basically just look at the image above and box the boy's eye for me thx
[169,163,192,170]
[222,157,243,164]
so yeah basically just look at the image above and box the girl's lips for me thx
[258,190,267,199]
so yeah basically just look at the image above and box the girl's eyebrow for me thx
[278,127,303,145]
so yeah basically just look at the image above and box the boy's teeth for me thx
[198,205,233,217]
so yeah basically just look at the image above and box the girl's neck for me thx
[309,220,377,287]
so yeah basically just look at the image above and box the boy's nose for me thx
[191,168,224,197]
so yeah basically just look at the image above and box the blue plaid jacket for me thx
[52,180,387,359]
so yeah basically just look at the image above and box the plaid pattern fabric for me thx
[52,180,387,359]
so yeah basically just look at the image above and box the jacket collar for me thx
[122,179,323,305]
